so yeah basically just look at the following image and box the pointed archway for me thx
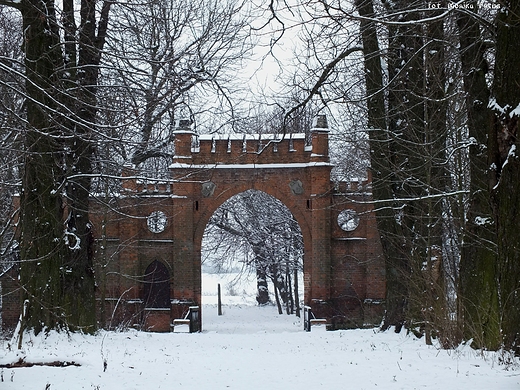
[143,260,170,308]
[201,189,304,319]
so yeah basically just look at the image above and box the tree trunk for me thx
[357,0,451,337]
[294,267,300,318]
[456,3,500,350]
[490,1,520,353]
[255,263,270,305]
[286,266,294,314]
[15,0,111,334]
[418,3,448,345]
[384,0,426,332]
[59,0,101,333]
[355,0,404,330]
[270,264,288,306]
[273,284,283,315]
[19,0,68,334]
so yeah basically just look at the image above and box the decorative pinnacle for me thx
[176,118,193,130]
[312,114,328,129]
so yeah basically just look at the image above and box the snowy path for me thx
[202,303,302,333]
[1,304,519,390]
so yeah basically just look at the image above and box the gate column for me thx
[309,179,332,302]
[307,121,333,312]
[171,129,198,305]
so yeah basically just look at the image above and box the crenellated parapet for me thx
[333,170,373,194]
[172,115,330,166]
[121,164,174,194]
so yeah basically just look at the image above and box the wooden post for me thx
[217,283,222,316]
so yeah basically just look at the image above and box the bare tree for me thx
[0,0,112,334]
[457,0,520,353]
[0,0,254,335]
[0,8,23,280]
[101,0,255,177]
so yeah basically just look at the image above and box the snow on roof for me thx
[196,133,306,141]
[169,162,333,169]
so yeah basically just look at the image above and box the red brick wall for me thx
[1,267,21,334]
[2,126,386,333]
[326,180,386,327]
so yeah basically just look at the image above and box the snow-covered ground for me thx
[1,273,519,389]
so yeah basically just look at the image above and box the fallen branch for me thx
[0,358,80,368]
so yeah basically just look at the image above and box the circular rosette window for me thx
[147,211,167,233]
[337,209,360,232]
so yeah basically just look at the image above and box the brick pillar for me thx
[169,163,197,302]
[121,164,137,191]
[310,115,330,163]
[307,115,333,316]
[307,169,333,311]
[173,120,194,164]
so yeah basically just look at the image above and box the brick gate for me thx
[1,116,385,333]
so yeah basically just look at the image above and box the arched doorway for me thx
[171,127,332,326]
[143,260,170,308]
[201,190,303,318]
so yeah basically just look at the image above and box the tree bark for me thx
[357,0,450,337]
[294,267,300,317]
[19,0,68,334]
[14,0,111,334]
[384,0,426,331]
[490,1,520,353]
[355,0,400,330]
[255,263,270,305]
[456,3,500,350]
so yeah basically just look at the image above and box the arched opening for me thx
[143,260,170,308]
[201,190,304,322]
